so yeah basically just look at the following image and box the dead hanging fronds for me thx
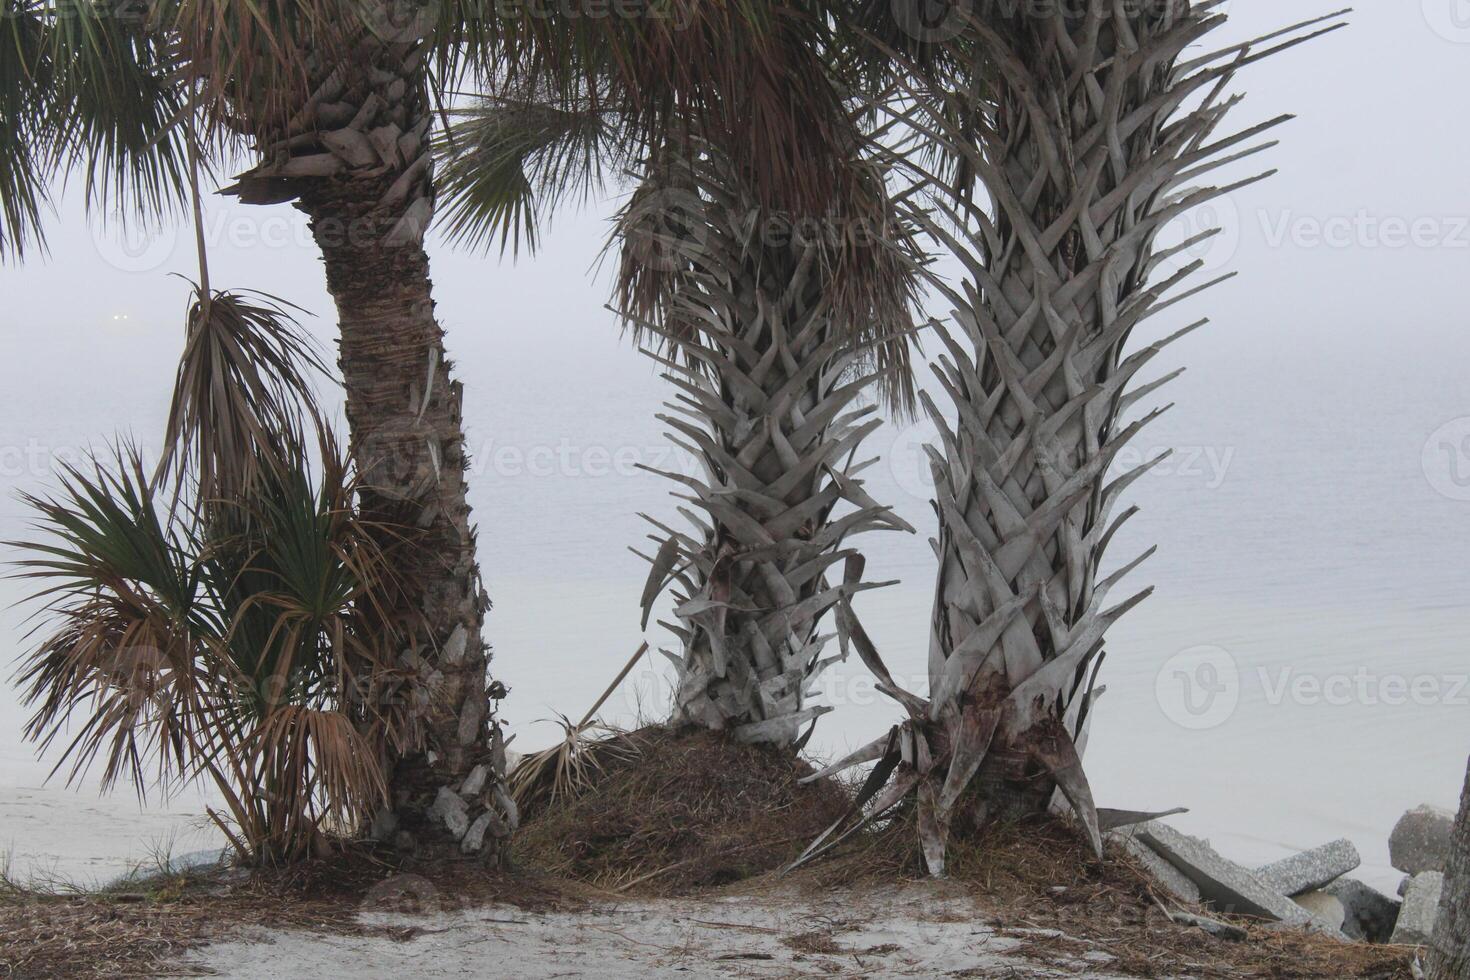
[155,285,328,507]
[614,135,924,415]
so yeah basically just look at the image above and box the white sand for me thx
[187,882,1155,979]
[0,783,220,887]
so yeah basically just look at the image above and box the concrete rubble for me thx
[1389,804,1455,876]
[1256,839,1360,896]
[1390,871,1444,946]
[1129,822,1334,934]
[1113,802,1457,948]
[1323,877,1401,943]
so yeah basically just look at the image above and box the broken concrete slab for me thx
[1108,829,1202,906]
[1323,877,1401,943]
[1389,805,1455,875]
[1256,839,1360,896]
[1292,891,1346,932]
[1132,823,1340,936]
[1390,872,1443,946]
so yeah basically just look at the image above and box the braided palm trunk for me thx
[793,4,1344,875]
[628,155,913,747]
[221,4,515,857]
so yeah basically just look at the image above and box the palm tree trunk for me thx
[223,5,515,856]
[1429,756,1470,979]
[626,151,913,748]
[793,5,1345,877]
[905,4,1336,871]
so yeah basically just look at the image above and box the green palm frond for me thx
[437,91,633,256]
[11,425,404,862]
[10,446,216,795]
[39,0,192,224]
[0,1,50,259]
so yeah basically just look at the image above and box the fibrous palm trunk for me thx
[1428,756,1470,979]
[221,4,515,856]
[627,150,914,748]
[794,4,1345,875]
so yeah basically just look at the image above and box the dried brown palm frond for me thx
[508,716,637,812]
[155,285,327,509]
[618,132,924,415]
[470,1,865,220]
[507,642,649,808]
[791,5,1349,877]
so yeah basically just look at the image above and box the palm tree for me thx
[439,31,924,750]
[619,139,919,746]
[4,0,925,843]
[2,0,519,855]
[13,288,406,864]
[1428,755,1470,978]
[794,4,1348,875]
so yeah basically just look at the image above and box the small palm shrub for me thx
[11,289,407,865]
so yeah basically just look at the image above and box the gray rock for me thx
[1390,872,1443,946]
[1323,877,1401,943]
[1108,829,1203,906]
[1389,804,1455,875]
[1134,823,1340,935]
[431,786,470,840]
[1256,839,1361,896]
[1292,891,1346,932]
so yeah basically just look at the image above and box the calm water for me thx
[2,174,1468,892]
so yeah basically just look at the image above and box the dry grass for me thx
[511,726,852,895]
[0,846,576,979]
[788,813,1417,979]
[0,779,1422,979]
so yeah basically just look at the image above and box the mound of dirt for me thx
[511,726,851,894]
